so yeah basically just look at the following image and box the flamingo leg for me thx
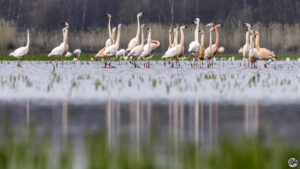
[61,56,64,67]
[56,58,58,68]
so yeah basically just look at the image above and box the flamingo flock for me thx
[9,12,280,69]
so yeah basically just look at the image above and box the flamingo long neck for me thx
[141,27,144,46]
[136,16,141,44]
[245,31,249,45]
[169,32,172,48]
[172,30,176,46]
[112,30,116,42]
[256,34,260,50]
[215,27,219,48]
[250,36,254,50]
[209,31,212,50]
[195,22,199,42]
[180,29,184,47]
[200,33,204,49]
[116,27,121,48]
[108,17,112,39]
[174,29,179,46]
[147,30,151,48]
[63,29,68,44]
[26,31,30,48]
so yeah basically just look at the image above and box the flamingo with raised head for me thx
[188,18,200,67]
[101,24,122,68]
[92,27,116,61]
[204,27,214,67]
[105,14,114,47]
[48,22,69,67]
[128,24,146,68]
[174,25,187,67]
[211,24,225,67]
[198,30,205,68]
[126,12,144,53]
[9,29,30,68]
[162,27,179,67]
[242,23,251,66]
[255,31,279,68]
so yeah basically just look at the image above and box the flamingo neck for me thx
[180,29,184,46]
[136,16,141,43]
[209,31,212,50]
[116,27,121,48]
[195,22,199,42]
[112,31,116,42]
[245,31,249,45]
[169,32,172,48]
[215,27,219,48]
[108,18,112,38]
[26,31,30,48]
[250,36,254,50]
[147,31,151,47]
[141,27,144,46]
[174,30,179,46]
[172,31,176,46]
[63,29,68,44]
[200,34,204,49]
[256,34,260,50]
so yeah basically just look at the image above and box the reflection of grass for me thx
[0,131,299,169]
[1,53,300,61]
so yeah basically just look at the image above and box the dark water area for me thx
[1,99,300,145]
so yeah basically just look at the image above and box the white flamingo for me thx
[48,22,69,67]
[126,12,144,53]
[242,23,251,66]
[102,24,122,68]
[188,18,200,67]
[204,27,214,67]
[128,24,146,67]
[141,27,153,68]
[116,49,126,59]
[162,27,179,64]
[9,29,30,68]
[73,49,82,61]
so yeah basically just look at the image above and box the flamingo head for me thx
[168,29,172,34]
[200,30,205,35]
[106,13,112,18]
[253,31,259,37]
[118,24,122,30]
[209,27,214,32]
[137,12,144,17]
[64,22,69,28]
[180,25,187,30]
[244,23,251,29]
[206,23,214,28]
[147,27,151,31]
[141,24,146,28]
[194,18,200,25]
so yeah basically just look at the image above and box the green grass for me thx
[1,52,300,61]
[0,130,299,169]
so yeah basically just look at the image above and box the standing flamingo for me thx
[242,23,251,66]
[102,24,122,68]
[92,27,116,61]
[126,12,144,53]
[188,18,200,67]
[255,31,279,68]
[141,27,153,68]
[48,22,69,67]
[211,24,225,67]
[204,28,214,67]
[249,33,260,68]
[9,29,30,68]
[174,25,187,67]
[162,27,179,67]
[128,24,146,68]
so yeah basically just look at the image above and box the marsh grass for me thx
[1,18,300,54]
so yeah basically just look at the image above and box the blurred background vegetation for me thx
[0,0,300,53]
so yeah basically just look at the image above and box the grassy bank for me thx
[0,53,299,61]
[0,131,299,169]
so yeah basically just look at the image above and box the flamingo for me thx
[128,24,146,68]
[162,27,179,66]
[116,49,126,59]
[204,27,214,67]
[255,31,279,68]
[168,29,173,48]
[101,24,122,68]
[48,22,69,67]
[211,24,225,67]
[249,32,260,68]
[174,25,187,67]
[242,23,251,66]
[105,14,114,47]
[92,27,117,61]
[73,49,82,61]
[126,12,144,53]
[9,29,30,68]
[188,18,200,67]
[65,52,73,57]
[199,30,205,68]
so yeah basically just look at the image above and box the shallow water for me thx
[0,60,300,104]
